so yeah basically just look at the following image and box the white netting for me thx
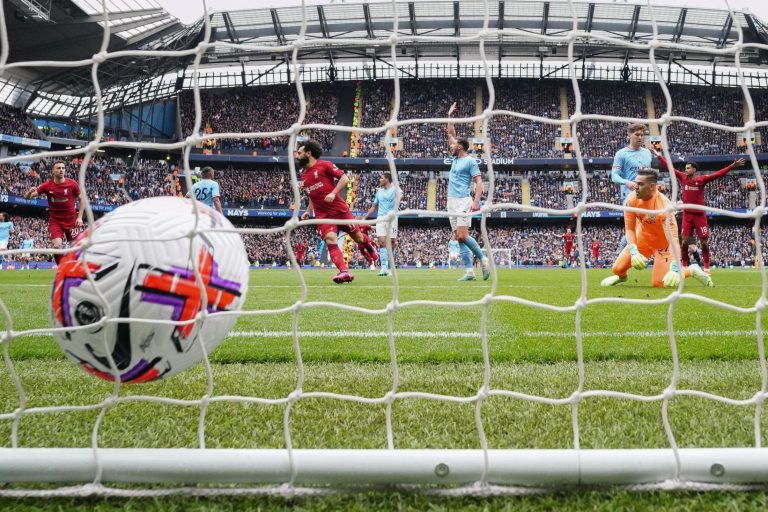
[1,0,768,498]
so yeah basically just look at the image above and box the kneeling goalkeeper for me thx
[602,167,713,289]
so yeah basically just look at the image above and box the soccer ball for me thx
[50,196,249,383]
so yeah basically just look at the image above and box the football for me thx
[50,196,249,383]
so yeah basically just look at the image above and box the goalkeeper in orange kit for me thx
[601,167,713,288]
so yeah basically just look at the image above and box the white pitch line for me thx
[226,329,768,339]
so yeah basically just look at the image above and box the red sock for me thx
[702,246,710,269]
[681,249,690,267]
[327,244,348,272]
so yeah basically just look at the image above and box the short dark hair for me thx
[456,137,470,151]
[627,123,645,135]
[300,140,323,159]
[382,172,392,183]
[685,161,699,171]
[638,167,659,183]
[201,166,214,178]
[52,160,67,168]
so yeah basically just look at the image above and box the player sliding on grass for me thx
[601,167,713,288]
[446,101,489,282]
[298,140,378,284]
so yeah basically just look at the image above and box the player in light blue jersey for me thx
[20,233,34,270]
[446,102,489,281]
[362,173,402,276]
[448,234,461,268]
[0,212,13,251]
[0,212,13,269]
[612,123,652,253]
[188,167,222,214]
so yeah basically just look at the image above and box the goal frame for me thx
[1,448,767,489]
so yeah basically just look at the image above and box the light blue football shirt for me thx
[0,222,13,243]
[191,179,221,209]
[448,156,480,198]
[375,186,400,217]
[448,239,460,253]
[21,238,34,250]
[611,146,652,200]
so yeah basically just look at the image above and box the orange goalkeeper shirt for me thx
[624,191,679,250]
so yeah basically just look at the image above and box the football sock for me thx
[461,236,484,261]
[380,247,388,270]
[460,246,473,272]
[702,246,710,269]
[327,244,348,272]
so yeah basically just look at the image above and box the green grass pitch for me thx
[2,267,768,510]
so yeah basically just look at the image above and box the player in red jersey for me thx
[590,239,602,268]
[24,160,85,264]
[298,140,378,284]
[293,241,307,267]
[554,227,577,267]
[654,149,745,272]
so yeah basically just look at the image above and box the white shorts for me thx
[447,196,474,231]
[21,253,30,259]
[0,240,8,250]
[375,219,398,239]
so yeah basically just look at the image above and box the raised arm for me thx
[652,148,686,181]
[700,157,746,184]
[446,102,458,148]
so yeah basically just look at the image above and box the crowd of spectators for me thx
[2,78,767,161]
[179,84,339,154]
[652,84,744,156]
[487,79,564,159]
[0,104,38,139]
[1,157,762,213]
[356,80,477,159]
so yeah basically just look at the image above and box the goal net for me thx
[1,0,767,499]
[490,248,513,269]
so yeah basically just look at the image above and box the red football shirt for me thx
[563,232,575,245]
[301,160,350,217]
[591,241,601,253]
[658,155,735,216]
[37,178,79,222]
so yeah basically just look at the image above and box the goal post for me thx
[2,448,768,488]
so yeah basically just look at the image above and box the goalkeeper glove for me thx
[662,261,681,288]
[629,244,648,270]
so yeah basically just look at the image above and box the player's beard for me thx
[297,156,310,168]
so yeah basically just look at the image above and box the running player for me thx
[298,140,378,284]
[24,160,85,263]
[362,172,402,276]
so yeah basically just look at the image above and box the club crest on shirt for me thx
[314,171,318,179]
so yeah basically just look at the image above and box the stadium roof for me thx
[2,0,768,110]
